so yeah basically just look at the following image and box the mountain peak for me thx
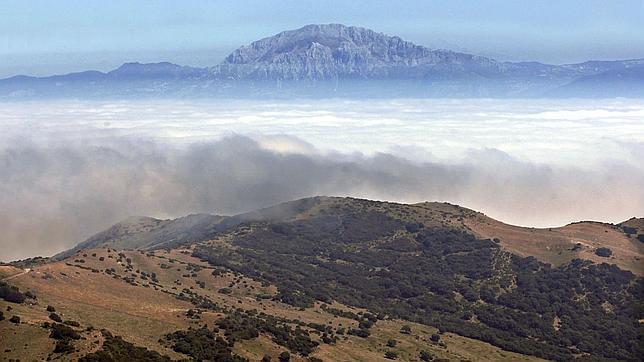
[216,23,441,80]
[1,24,642,98]
[223,23,390,64]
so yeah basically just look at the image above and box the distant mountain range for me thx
[1,24,643,98]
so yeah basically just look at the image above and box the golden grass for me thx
[2,245,549,361]
[465,213,643,275]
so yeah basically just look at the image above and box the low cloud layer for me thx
[1,99,643,261]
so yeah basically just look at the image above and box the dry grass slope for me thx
[2,245,545,361]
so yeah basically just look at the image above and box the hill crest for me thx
[59,196,644,275]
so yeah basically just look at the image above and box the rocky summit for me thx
[214,24,497,80]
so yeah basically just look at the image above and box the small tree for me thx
[622,226,636,235]
[53,339,75,354]
[400,325,412,334]
[595,247,612,257]
[386,339,397,347]
[419,350,432,361]
[430,333,441,342]
[278,351,291,362]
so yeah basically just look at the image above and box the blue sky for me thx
[2,0,643,77]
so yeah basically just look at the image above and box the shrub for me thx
[348,328,370,338]
[47,305,56,312]
[384,351,398,360]
[64,320,81,327]
[214,310,318,355]
[278,351,291,362]
[386,339,397,347]
[81,330,170,361]
[53,339,75,354]
[594,247,612,257]
[358,319,373,329]
[622,226,636,235]
[49,313,63,322]
[49,323,81,340]
[0,282,26,304]
[9,315,20,324]
[163,326,245,361]
[405,222,424,233]
[419,350,432,361]
[399,325,411,334]
[430,333,440,342]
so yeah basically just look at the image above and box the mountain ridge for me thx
[56,196,644,275]
[1,24,642,98]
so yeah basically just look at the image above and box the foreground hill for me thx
[2,197,642,361]
[58,197,644,276]
[1,24,642,98]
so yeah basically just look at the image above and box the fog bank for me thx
[1,99,642,261]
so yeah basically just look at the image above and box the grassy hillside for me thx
[1,197,641,361]
[1,247,543,361]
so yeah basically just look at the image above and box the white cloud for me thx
[0,98,642,261]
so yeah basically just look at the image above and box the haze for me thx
[2,1,644,78]
[1,98,642,261]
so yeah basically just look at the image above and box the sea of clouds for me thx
[1,98,643,261]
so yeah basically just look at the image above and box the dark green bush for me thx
[348,328,370,338]
[193,210,643,361]
[0,282,26,304]
[49,323,81,340]
[622,226,636,235]
[594,247,612,257]
[163,326,245,361]
[53,339,75,354]
[419,350,432,361]
[81,330,170,361]
[278,351,291,362]
[64,320,81,327]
